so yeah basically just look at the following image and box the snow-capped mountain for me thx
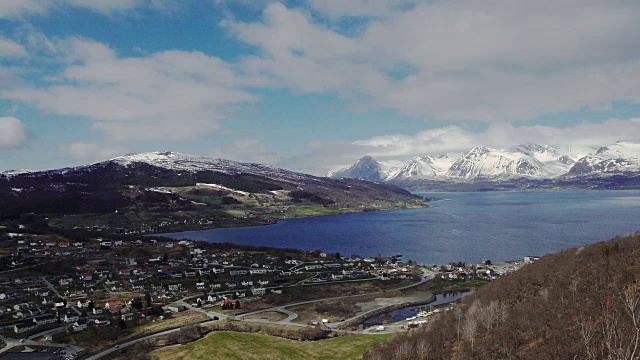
[389,155,454,179]
[329,141,640,187]
[329,156,404,182]
[446,147,548,179]
[568,141,640,175]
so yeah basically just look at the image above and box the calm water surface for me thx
[161,190,640,265]
[362,292,469,326]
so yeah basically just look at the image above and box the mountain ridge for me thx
[328,141,640,190]
[0,151,425,231]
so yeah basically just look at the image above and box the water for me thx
[362,292,469,326]
[159,190,640,265]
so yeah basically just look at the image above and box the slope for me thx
[364,232,640,360]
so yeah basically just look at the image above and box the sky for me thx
[2,0,640,175]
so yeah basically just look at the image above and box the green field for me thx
[151,331,395,360]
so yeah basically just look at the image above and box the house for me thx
[168,284,182,291]
[331,274,344,281]
[524,256,541,264]
[95,319,110,326]
[92,307,103,315]
[196,282,206,290]
[64,313,79,323]
[234,291,246,298]
[229,270,248,276]
[270,288,283,294]
[319,253,327,258]
[165,304,185,313]
[211,267,225,274]
[225,282,237,289]
[249,269,267,275]
[241,280,253,287]
[210,283,222,289]
[104,300,124,310]
[33,314,57,326]
[58,242,70,248]
[77,300,91,308]
[121,312,134,321]
[258,280,269,286]
[79,273,93,281]
[251,288,266,296]
[304,265,323,271]
[14,322,37,334]
[71,319,88,332]
[285,259,299,265]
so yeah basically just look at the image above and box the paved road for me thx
[240,268,436,328]
[41,277,82,315]
[84,268,438,359]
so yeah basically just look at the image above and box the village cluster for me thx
[0,225,419,342]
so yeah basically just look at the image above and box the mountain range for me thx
[0,152,424,229]
[329,141,640,191]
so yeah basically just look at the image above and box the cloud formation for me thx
[209,139,282,165]
[0,0,171,18]
[228,1,640,121]
[0,117,28,148]
[3,38,255,141]
[57,141,128,163]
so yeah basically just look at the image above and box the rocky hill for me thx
[363,232,640,360]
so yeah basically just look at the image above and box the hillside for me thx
[364,232,640,360]
[0,152,424,233]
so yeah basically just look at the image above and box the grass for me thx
[151,331,395,360]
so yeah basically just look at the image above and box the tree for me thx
[119,319,127,329]
[335,252,341,260]
[144,293,152,308]
[162,252,168,263]
[235,300,241,309]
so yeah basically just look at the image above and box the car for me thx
[115,345,119,348]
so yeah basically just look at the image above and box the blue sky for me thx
[1,0,640,175]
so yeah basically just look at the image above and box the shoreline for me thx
[150,203,429,237]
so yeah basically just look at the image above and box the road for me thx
[83,268,438,360]
[41,277,82,315]
[239,268,436,328]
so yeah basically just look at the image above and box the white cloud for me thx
[0,0,175,18]
[0,37,27,58]
[57,141,127,163]
[209,139,282,165]
[3,38,255,141]
[0,116,28,148]
[307,0,415,19]
[227,1,640,122]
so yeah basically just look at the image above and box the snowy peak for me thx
[330,156,392,182]
[447,147,546,179]
[390,155,453,179]
[569,141,640,175]
[594,141,640,160]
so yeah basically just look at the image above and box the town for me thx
[0,220,524,359]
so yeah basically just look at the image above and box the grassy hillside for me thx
[364,232,640,360]
[151,331,395,360]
